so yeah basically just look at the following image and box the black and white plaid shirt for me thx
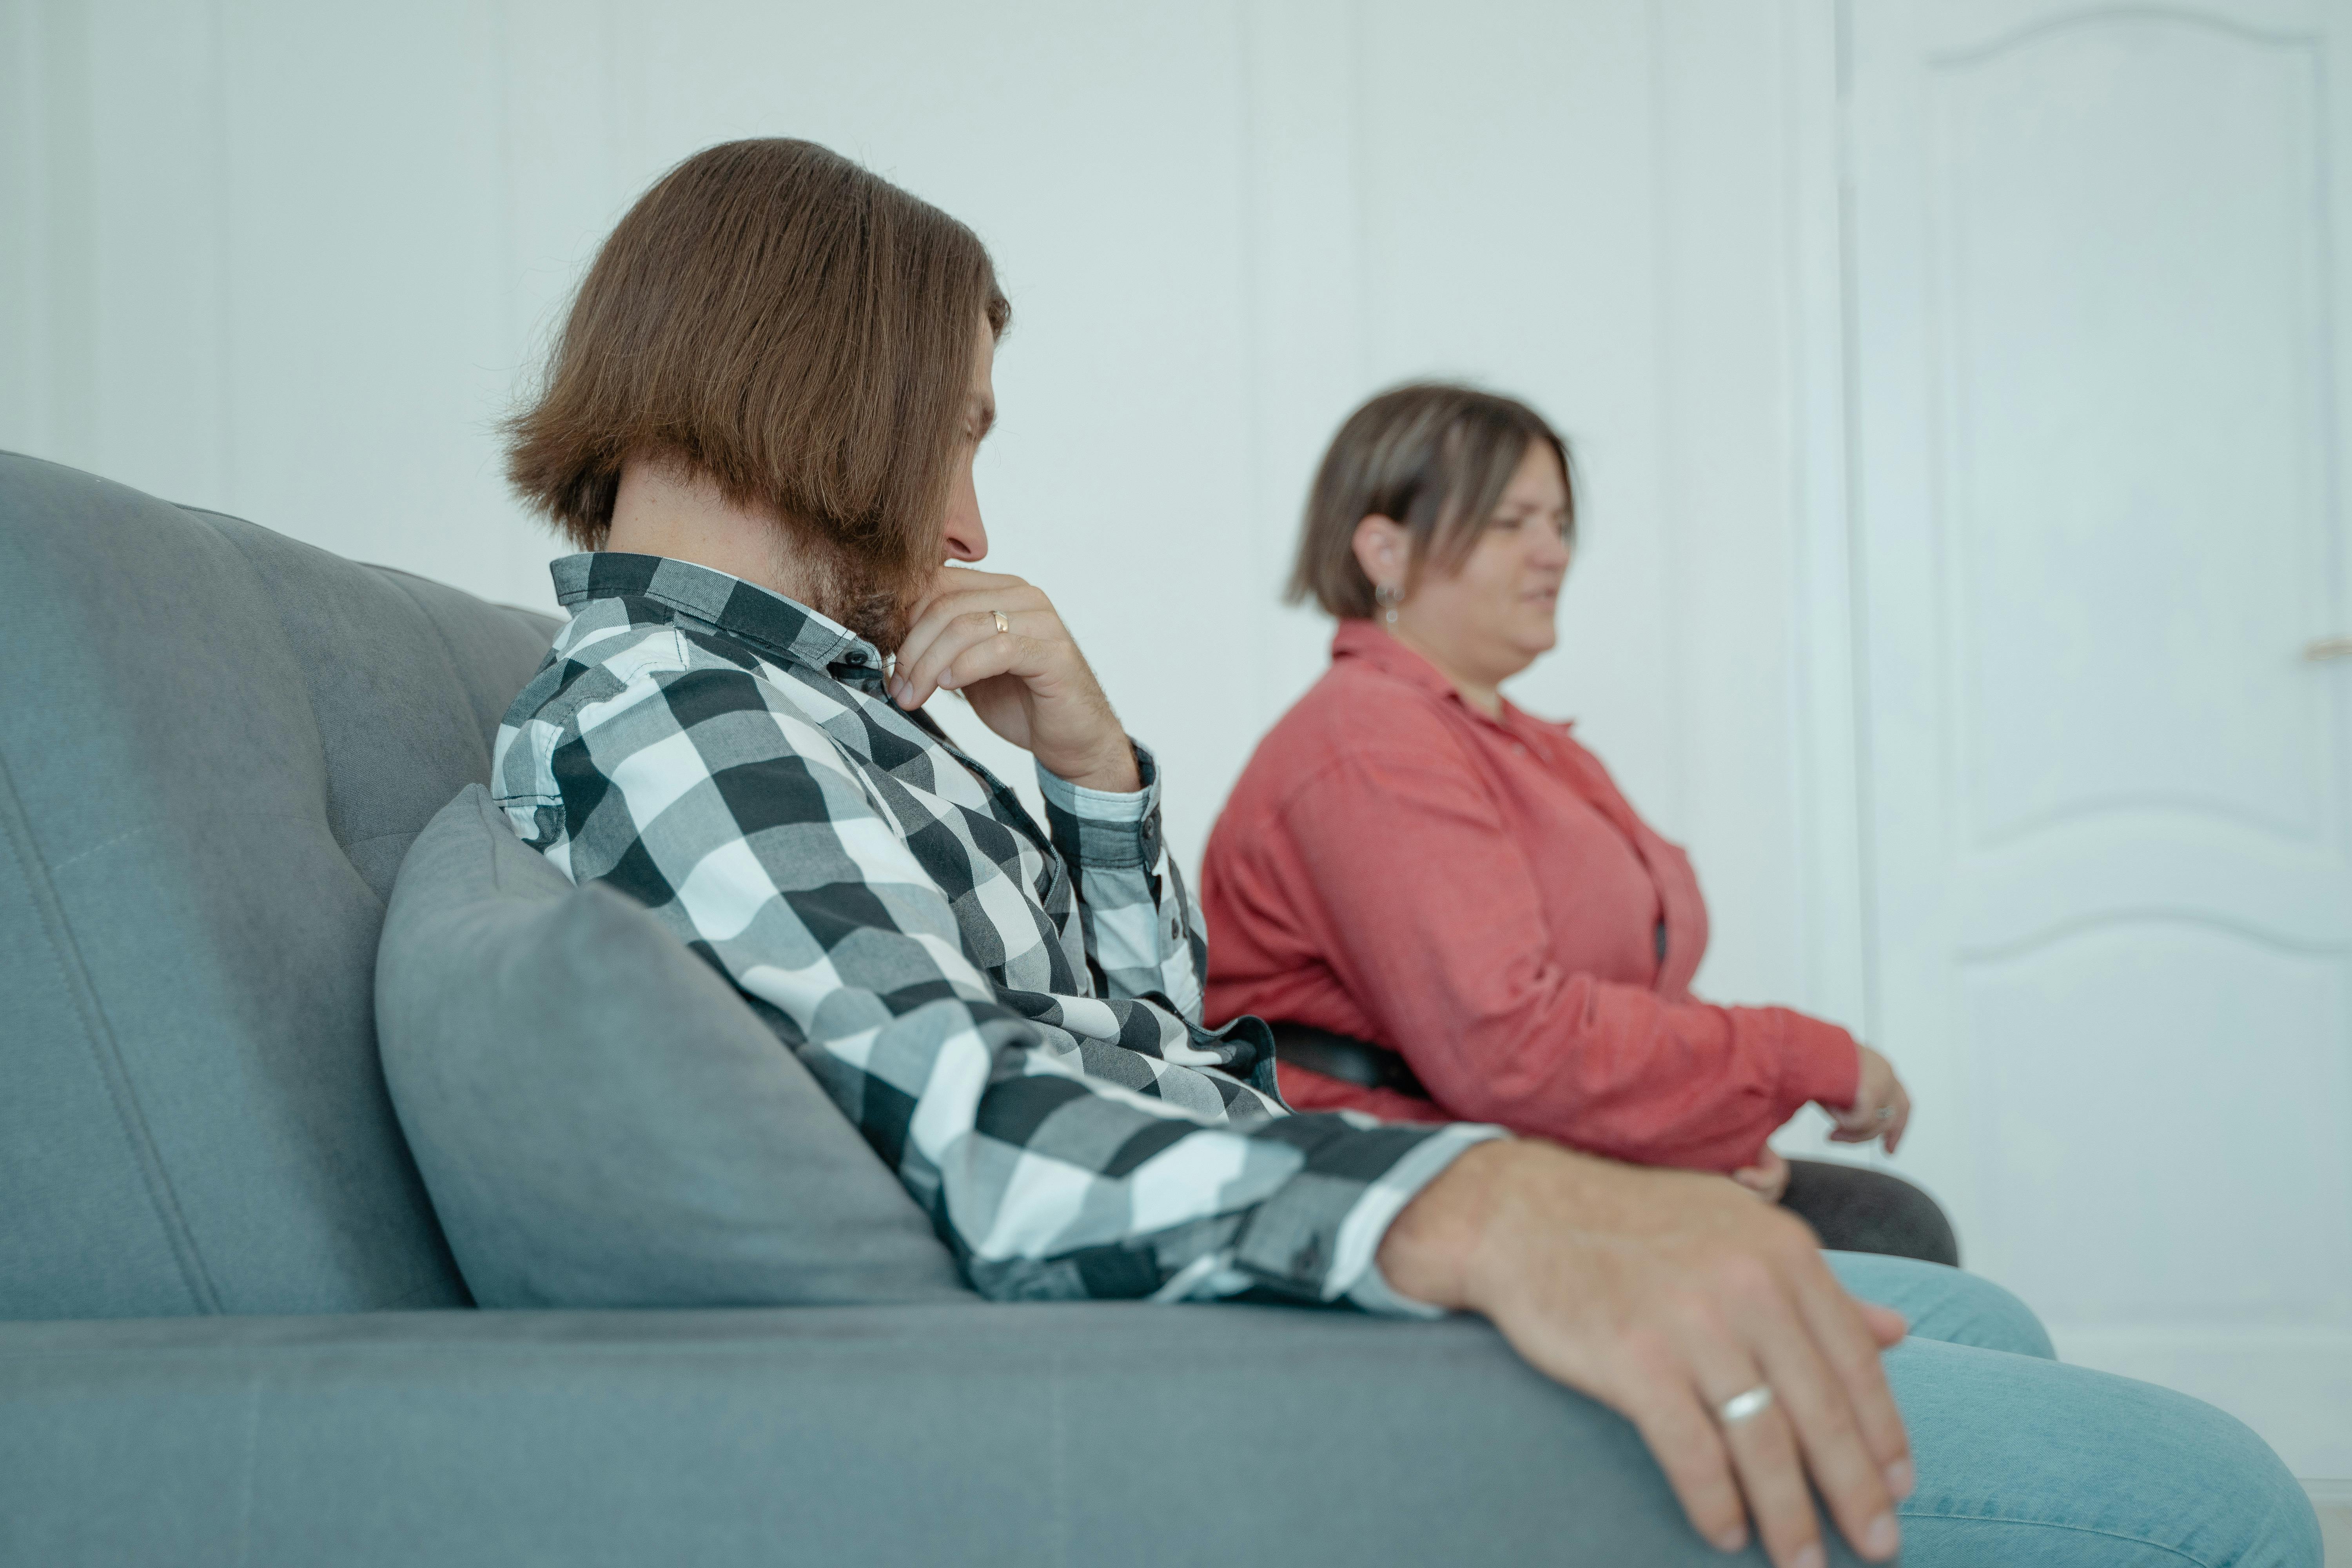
[494,554,1497,1309]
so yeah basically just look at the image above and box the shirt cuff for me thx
[1338,1122,1508,1317]
[1037,740,1165,869]
[1230,1117,1507,1319]
[1775,1009,1862,1114]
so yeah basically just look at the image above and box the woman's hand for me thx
[889,566,1140,793]
[1731,1146,1791,1203]
[1827,1047,1911,1154]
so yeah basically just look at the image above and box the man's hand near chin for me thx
[1379,1141,1913,1568]
[887,564,1140,793]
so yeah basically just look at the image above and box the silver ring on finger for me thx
[1875,1105,1895,1122]
[992,609,1009,634]
[1717,1384,1775,1427]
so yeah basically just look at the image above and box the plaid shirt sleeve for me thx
[1035,751,1211,1020]
[501,648,1500,1311]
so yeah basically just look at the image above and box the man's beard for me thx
[777,531,926,655]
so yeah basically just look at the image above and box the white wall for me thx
[0,0,1834,1028]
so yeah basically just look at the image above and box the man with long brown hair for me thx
[489,139,2316,1568]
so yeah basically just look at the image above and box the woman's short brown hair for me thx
[1288,383,1575,619]
[505,138,1010,570]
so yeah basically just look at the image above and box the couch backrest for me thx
[0,453,560,1319]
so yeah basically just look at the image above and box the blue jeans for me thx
[1827,1252,2320,1567]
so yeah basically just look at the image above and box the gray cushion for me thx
[0,452,558,1320]
[376,784,973,1308]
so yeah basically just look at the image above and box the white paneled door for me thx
[1844,0,2352,1472]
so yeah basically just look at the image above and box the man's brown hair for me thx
[505,138,1010,575]
[1288,383,1575,619]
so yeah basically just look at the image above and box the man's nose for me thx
[944,509,989,563]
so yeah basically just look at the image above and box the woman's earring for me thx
[1374,582,1402,626]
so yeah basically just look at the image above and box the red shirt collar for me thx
[1330,618,1566,733]
[1331,618,1459,700]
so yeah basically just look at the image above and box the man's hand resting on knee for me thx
[1378,1141,1913,1568]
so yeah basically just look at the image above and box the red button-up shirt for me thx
[1201,621,1858,1173]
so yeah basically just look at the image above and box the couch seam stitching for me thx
[42,820,162,875]
[187,510,518,873]
[372,566,501,763]
[0,743,224,1313]
[181,510,362,900]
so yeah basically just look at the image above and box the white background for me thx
[4,0,2346,1482]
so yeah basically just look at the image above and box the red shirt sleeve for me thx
[1271,743,1856,1173]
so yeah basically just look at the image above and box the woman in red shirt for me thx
[1202,383,1953,1262]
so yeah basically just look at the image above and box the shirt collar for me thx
[1328,617,1561,733]
[1332,617,1476,704]
[550,552,888,681]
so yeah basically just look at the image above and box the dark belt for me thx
[1267,1022,1431,1101]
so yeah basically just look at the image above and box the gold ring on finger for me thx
[1716,1384,1775,1427]
[992,609,1009,634]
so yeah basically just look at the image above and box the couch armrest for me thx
[0,1302,1856,1566]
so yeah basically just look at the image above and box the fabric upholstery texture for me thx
[0,1302,1873,1568]
[0,452,556,1319]
[377,784,972,1307]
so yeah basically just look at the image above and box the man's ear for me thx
[1350,515,1410,595]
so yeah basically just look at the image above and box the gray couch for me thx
[0,452,1866,1566]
